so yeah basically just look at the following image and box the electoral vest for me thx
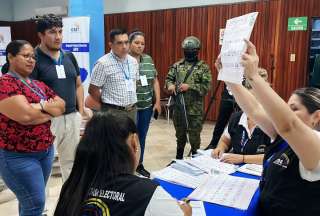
[259,136,320,216]
[81,174,159,216]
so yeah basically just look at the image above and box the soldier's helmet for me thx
[181,36,201,49]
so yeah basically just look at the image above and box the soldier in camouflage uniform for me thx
[165,36,212,159]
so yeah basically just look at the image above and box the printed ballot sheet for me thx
[190,201,206,216]
[218,12,258,84]
[184,155,238,175]
[188,174,259,210]
[151,167,209,189]
[237,164,263,177]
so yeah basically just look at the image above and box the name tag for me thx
[56,65,66,79]
[140,75,148,86]
[125,79,135,92]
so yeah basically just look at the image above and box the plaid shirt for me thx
[90,51,139,106]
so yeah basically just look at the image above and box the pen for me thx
[179,198,191,204]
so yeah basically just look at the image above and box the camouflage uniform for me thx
[165,36,212,158]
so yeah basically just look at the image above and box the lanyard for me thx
[240,130,249,153]
[8,72,47,100]
[52,51,63,65]
[263,141,288,171]
[111,53,130,80]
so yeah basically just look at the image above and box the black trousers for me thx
[206,99,238,149]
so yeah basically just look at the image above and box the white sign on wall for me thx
[0,27,11,75]
[62,16,90,97]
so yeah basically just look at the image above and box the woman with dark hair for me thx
[54,112,191,216]
[212,68,271,165]
[216,40,320,215]
[129,30,161,178]
[0,40,65,215]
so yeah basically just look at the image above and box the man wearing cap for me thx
[165,36,212,159]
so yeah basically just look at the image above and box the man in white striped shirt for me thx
[89,28,139,123]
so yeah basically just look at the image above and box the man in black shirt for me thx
[31,14,87,182]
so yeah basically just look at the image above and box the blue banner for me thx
[62,43,89,52]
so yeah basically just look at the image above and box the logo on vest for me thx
[82,198,110,216]
[272,153,290,169]
[256,145,266,154]
[89,188,126,202]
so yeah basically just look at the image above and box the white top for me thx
[223,112,257,139]
[90,51,139,106]
[299,130,320,182]
[144,186,184,216]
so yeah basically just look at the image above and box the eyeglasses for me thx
[17,54,36,60]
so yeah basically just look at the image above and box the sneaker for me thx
[136,164,150,178]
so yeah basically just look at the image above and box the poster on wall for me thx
[0,27,11,75]
[62,16,90,97]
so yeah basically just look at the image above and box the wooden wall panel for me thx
[1,0,320,121]
[104,0,320,121]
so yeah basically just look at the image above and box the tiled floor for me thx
[0,118,215,216]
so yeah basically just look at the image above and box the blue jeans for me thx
[137,106,153,164]
[0,145,54,216]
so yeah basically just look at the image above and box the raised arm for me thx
[241,40,320,170]
[215,56,277,139]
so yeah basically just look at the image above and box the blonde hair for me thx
[244,68,268,89]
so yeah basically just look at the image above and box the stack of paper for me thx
[237,164,263,176]
[171,160,206,176]
[190,201,206,216]
[151,167,208,189]
[184,155,238,175]
[188,174,259,210]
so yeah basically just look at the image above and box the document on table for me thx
[218,12,259,84]
[190,201,206,216]
[184,155,238,174]
[237,164,263,177]
[171,160,206,176]
[196,149,213,157]
[151,167,208,189]
[188,174,260,210]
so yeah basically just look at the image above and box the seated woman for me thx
[0,40,65,215]
[212,110,270,164]
[217,40,320,215]
[212,68,270,165]
[54,112,191,216]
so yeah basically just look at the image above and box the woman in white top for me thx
[54,112,191,216]
[216,40,320,216]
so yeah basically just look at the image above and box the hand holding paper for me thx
[218,12,259,84]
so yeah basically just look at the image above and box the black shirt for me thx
[259,136,320,216]
[82,174,158,216]
[31,47,80,114]
[227,111,270,155]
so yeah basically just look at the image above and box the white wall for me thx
[12,0,68,21]
[3,0,257,21]
[104,0,256,14]
[0,0,13,21]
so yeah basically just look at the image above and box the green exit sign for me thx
[288,17,308,31]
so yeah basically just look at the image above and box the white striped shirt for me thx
[90,51,139,106]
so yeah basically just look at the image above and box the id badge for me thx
[125,79,135,92]
[140,75,148,86]
[56,65,66,79]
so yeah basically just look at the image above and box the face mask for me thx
[184,49,199,62]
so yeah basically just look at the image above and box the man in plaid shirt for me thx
[89,28,139,122]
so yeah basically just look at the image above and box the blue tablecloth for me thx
[155,172,260,216]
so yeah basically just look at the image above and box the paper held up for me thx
[218,12,259,84]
